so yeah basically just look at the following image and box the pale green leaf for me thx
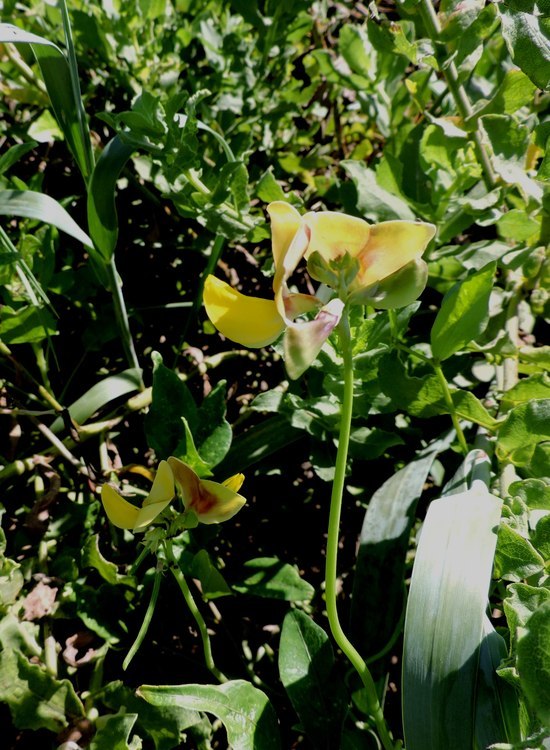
[232,558,314,602]
[517,600,550,727]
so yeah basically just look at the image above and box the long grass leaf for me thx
[402,480,502,750]
[0,23,93,181]
[0,190,93,248]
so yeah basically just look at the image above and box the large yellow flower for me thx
[203,202,436,378]
[101,458,246,532]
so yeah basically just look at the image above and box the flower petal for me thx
[222,473,245,492]
[268,202,310,321]
[284,298,344,380]
[142,460,175,507]
[303,211,371,264]
[167,457,201,509]
[203,275,285,348]
[355,221,436,288]
[101,484,140,530]
[196,480,246,524]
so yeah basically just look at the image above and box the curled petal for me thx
[268,202,310,321]
[303,211,371,264]
[284,292,322,320]
[197,480,246,524]
[168,457,246,524]
[355,221,436,288]
[203,275,285,348]
[101,484,140,530]
[222,473,245,492]
[284,298,344,380]
[349,258,429,309]
[142,460,175,507]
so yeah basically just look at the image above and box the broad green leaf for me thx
[144,352,198,460]
[532,513,550,560]
[216,416,303,475]
[177,418,212,477]
[138,680,281,750]
[279,610,347,749]
[497,3,550,90]
[191,549,232,600]
[500,373,550,413]
[503,583,550,650]
[350,435,453,658]
[467,69,538,123]
[474,617,521,748]
[482,115,540,200]
[0,24,93,180]
[509,478,550,511]
[341,160,416,221]
[493,522,545,582]
[431,262,496,361]
[81,534,135,587]
[50,368,142,433]
[496,399,550,469]
[87,135,134,261]
[0,648,84,732]
[232,558,314,602]
[102,680,201,750]
[497,209,540,242]
[517,600,550,727]
[402,483,502,750]
[0,528,24,608]
[0,304,56,344]
[0,190,93,248]
[255,169,287,203]
[89,712,139,750]
[195,381,232,469]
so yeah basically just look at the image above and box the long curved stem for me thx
[164,539,227,683]
[325,310,396,750]
[106,257,142,379]
[123,560,163,671]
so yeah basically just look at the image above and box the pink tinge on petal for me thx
[284,298,344,380]
[283,292,322,320]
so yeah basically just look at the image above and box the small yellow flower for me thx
[101,458,246,532]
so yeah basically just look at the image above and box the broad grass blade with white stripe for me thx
[402,478,503,750]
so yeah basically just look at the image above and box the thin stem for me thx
[164,539,228,683]
[106,257,142,380]
[419,0,496,190]
[433,361,469,455]
[325,309,395,750]
[123,560,163,671]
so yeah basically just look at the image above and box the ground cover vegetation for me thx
[0,0,549,748]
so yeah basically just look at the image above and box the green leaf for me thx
[341,160,416,221]
[0,141,38,176]
[0,24,93,180]
[431,262,495,361]
[232,558,314,602]
[517,600,550,727]
[50,368,142,433]
[466,69,538,123]
[144,352,198,460]
[402,483,502,749]
[216,416,303,475]
[500,373,550,413]
[279,610,347,749]
[0,529,24,608]
[89,712,139,750]
[0,648,84,732]
[509,478,550,511]
[494,522,545,582]
[350,437,453,658]
[0,190,93,248]
[256,169,287,203]
[532,513,550,560]
[195,381,232,469]
[503,583,550,650]
[497,3,550,90]
[177,418,212,477]
[0,304,56,344]
[81,534,135,587]
[87,135,134,261]
[191,549,232,600]
[496,399,550,469]
[482,115,538,199]
[137,680,282,750]
[474,617,521,747]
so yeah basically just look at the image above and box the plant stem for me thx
[419,0,496,190]
[433,361,469,455]
[106,257,142,380]
[123,560,163,671]
[164,539,228,683]
[325,309,395,750]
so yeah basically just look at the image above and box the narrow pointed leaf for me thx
[0,190,93,248]
[0,24,93,180]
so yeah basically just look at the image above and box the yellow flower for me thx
[101,458,246,532]
[203,202,436,379]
